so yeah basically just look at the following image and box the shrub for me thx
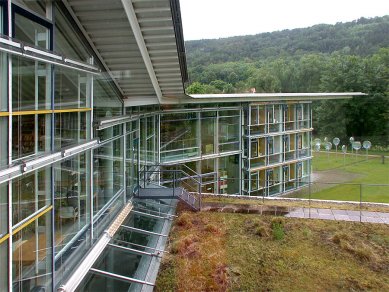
[271,217,285,240]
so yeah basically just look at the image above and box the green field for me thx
[302,152,389,203]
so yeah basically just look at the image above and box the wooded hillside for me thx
[184,16,389,146]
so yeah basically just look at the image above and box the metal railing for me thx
[136,168,202,211]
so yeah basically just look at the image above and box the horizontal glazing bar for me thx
[0,234,10,245]
[12,108,92,115]
[120,225,168,237]
[112,239,168,253]
[132,210,173,220]
[12,206,52,235]
[0,36,100,74]
[133,206,177,218]
[108,243,156,257]
[89,268,155,287]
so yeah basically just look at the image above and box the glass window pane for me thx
[55,112,90,150]
[201,112,216,155]
[160,113,199,162]
[54,153,91,255]
[12,57,51,111]
[14,12,49,50]
[0,52,7,111]
[0,184,7,237]
[14,0,47,18]
[0,240,8,291]
[12,167,51,224]
[76,272,132,292]
[54,3,92,62]
[93,79,122,120]
[93,138,124,214]
[12,114,51,160]
[54,67,89,109]
[92,246,152,281]
[12,210,52,291]
[0,117,7,167]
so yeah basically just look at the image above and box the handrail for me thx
[138,167,202,211]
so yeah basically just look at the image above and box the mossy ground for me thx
[156,210,389,291]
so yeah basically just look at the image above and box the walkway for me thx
[201,202,389,224]
[285,208,389,224]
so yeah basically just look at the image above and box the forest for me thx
[184,16,389,147]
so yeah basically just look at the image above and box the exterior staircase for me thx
[135,166,201,211]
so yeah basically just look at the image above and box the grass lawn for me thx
[156,211,389,291]
[300,152,389,203]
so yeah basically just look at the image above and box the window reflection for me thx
[219,111,240,152]
[12,57,51,111]
[54,67,89,110]
[12,114,51,160]
[54,3,91,63]
[54,153,90,253]
[12,167,51,224]
[0,52,7,111]
[93,138,123,215]
[13,0,47,19]
[12,210,52,292]
[55,112,89,149]
[0,117,7,167]
[0,184,7,237]
[14,11,49,50]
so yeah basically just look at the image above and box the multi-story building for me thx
[0,0,363,291]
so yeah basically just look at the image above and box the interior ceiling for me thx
[65,0,187,105]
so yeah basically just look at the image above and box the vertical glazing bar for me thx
[89,58,94,242]
[123,108,127,203]
[7,2,12,289]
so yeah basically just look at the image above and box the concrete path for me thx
[285,207,389,224]
[201,202,389,224]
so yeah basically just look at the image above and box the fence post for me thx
[173,171,176,197]
[199,175,202,211]
[360,184,362,222]
[308,178,311,219]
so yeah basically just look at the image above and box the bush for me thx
[271,217,285,240]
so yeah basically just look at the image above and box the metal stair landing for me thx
[137,187,200,211]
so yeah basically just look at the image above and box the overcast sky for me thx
[180,0,388,40]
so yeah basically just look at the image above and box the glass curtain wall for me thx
[126,121,139,197]
[12,209,53,291]
[94,136,124,215]
[218,110,240,152]
[201,111,216,155]
[160,112,199,162]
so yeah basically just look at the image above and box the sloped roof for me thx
[64,0,188,105]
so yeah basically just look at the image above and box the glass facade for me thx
[242,102,312,196]
[0,1,328,290]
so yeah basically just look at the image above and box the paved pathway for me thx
[285,207,389,224]
[201,202,389,224]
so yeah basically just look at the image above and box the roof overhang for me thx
[183,92,367,104]
[65,0,189,106]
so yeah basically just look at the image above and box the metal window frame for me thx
[11,3,53,50]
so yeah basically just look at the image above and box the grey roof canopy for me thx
[64,0,188,105]
[64,0,365,106]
